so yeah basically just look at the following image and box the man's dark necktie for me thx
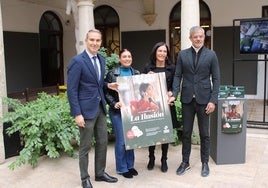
[194,52,198,69]
[92,56,99,80]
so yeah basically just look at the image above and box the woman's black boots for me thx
[147,144,168,172]
[161,144,168,172]
[147,146,155,170]
[161,156,168,172]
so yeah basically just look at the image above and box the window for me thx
[169,1,211,62]
[39,11,63,86]
[94,5,120,55]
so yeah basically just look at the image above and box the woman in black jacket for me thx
[143,42,179,172]
[105,49,140,178]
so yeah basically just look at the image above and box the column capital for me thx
[77,0,94,6]
[142,0,156,26]
[142,14,157,26]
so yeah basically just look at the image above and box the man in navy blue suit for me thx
[169,26,220,177]
[67,29,118,188]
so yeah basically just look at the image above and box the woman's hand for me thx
[167,92,175,106]
[168,96,176,106]
[114,102,122,109]
[108,82,119,91]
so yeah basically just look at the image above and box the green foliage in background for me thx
[98,47,119,73]
[173,95,200,145]
[98,47,119,138]
[1,48,119,170]
[2,93,79,170]
[173,96,183,146]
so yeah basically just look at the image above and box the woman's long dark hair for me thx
[149,42,172,66]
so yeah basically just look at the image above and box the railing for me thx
[7,84,60,102]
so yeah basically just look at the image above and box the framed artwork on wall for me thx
[262,6,268,17]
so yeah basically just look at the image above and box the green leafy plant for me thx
[173,96,183,146]
[2,92,79,170]
[98,47,119,73]
[98,47,119,139]
[173,95,200,145]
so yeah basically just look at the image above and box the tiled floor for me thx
[0,128,268,188]
[1,99,268,188]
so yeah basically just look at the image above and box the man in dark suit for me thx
[169,26,220,177]
[67,29,118,188]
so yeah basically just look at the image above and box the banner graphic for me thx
[117,73,174,149]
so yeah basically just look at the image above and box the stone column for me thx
[66,0,79,53]
[0,1,7,164]
[77,0,95,53]
[181,0,200,144]
[181,0,199,50]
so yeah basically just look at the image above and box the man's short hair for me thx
[85,29,102,39]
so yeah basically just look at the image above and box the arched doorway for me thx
[94,5,120,55]
[169,1,211,62]
[39,11,64,87]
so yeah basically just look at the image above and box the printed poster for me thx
[221,100,244,134]
[117,73,174,150]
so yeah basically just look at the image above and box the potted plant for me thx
[1,48,119,170]
[2,93,80,170]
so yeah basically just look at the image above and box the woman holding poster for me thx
[105,49,140,179]
[143,42,179,173]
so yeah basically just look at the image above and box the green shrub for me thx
[2,92,79,170]
[173,96,183,146]
[98,47,119,137]
[98,47,119,73]
[173,95,200,145]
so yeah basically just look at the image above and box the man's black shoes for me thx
[176,162,190,175]
[82,178,93,188]
[201,163,210,177]
[95,172,118,183]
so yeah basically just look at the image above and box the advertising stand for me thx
[210,86,247,164]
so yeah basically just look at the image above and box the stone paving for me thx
[0,128,268,188]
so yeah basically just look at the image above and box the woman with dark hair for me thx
[130,83,159,116]
[105,49,140,178]
[143,42,179,172]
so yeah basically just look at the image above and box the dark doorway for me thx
[39,11,64,86]
[122,30,166,72]
[94,5,120,55]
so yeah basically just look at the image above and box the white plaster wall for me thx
[2,0,268,60]
[205,0,267,26]
[1,0,268,99]
[95,0,146,31]
[97,0,268,29]
[2,0,41,33]
[95,0,268,100]
[1,0,76,84]
[63,17,76,84]
[95,0,268,45]
[95,0,178,43]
